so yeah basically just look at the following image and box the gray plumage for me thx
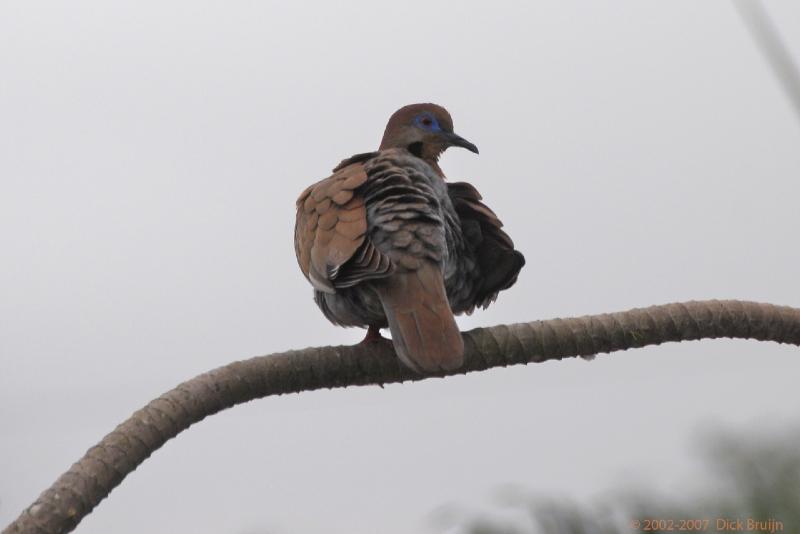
[295,104,524,372]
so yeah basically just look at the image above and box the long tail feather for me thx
[376,263,464,372]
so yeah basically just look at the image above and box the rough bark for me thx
[5,300,800,534]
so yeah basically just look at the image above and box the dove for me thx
[294,103,525,373]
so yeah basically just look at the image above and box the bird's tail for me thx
[375,262,464,373]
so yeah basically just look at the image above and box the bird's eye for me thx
[415,114,440,131]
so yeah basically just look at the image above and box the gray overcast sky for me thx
[2,1,799,532]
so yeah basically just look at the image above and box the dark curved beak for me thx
[444,132,479,154]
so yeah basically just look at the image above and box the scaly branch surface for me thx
[5,300,800,534]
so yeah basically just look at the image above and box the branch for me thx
[5,300,800,534]
[732,0,800,124]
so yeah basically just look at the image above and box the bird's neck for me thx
[411,144,447,178]
[427,159,446,178]
[379,142,447,178]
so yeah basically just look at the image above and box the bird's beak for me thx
[444,132,479,154]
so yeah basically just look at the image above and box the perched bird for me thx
[294,104,524,373]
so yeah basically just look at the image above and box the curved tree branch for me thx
[5,300,800,534]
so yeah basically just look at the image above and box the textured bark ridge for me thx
[5,300,800,534]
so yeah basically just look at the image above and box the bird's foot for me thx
[359,326,386,344]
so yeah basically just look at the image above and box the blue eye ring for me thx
[414,113,442,132]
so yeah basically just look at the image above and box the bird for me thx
[294,103,525,373]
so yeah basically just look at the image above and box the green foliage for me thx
[437,425,799,534]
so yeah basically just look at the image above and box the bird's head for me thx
[379,103,478,164]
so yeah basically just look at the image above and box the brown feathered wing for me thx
[294,160,393,293]
[448,181,525,312]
